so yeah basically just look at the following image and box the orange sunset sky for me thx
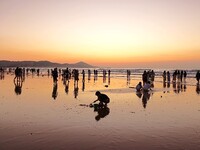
[0,0,200,68]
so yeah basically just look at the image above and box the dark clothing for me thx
[98,94,110,104]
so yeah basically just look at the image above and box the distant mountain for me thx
[0,60,95,68]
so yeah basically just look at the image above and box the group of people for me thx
[171,70,187,82]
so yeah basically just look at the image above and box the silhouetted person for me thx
[196,71,200,83]
[74,69,79,83]
[108,70,111,77]
[163,71,166,82]
[52,82,58,99]
[151,70,155,81]
[14,67,23,82]
[88,69,91,80]
[82,70,85,81]
[167,71,170,82]
[136,82,143,92]
[183,71,187,81]
[93,91,110,107]
[142,71,148,85]
[52,68,58,83]
[95,106,110,121]
[37,69,40,76]
[0,68,4,80]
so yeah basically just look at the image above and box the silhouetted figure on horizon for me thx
[0,67,4,80]
[142,71,147,85]
[183,71,187,81]
[196,71,200,84]
[37,69,40,76]
[108,70,111,77]
[88,69,91,81]
[47,69,50,77]
[52,68,58,83]
[82,70,85,81]
[14,67,23,82]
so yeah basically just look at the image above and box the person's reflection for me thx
[103,75,106,83]
[136,91,142,98]
[82,79,85,92]
[74,81,79,98]
[65,80,69,94]
[108,75,110,85]
[52,82,58,100]
[173,81,176,93]
[196,83,200,94]
[163,80,166,88]
[14,80,23,95]
[142,91,150,109]
[94,105,110,121]
[183,81,187,92]
[0,72,4,80]
[167,81,170,88]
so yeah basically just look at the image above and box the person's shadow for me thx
[94,105,110,121]
[14,80,23,95]
[52,82,58,100]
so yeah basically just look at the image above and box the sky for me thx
[0,0,200,68]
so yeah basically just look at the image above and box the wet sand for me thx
[0,73,200,150]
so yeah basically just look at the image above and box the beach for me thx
[0,70,200,150]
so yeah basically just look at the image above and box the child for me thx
[93,91,110,107]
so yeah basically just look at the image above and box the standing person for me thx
[142,71,148,85]
[93,91,110,107]
[167,71,170,82]
[196,71,200,83]
[52,68,58,83]
[183,71,187,80]
[163,71,167,82]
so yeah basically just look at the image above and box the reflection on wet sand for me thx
[1,68,200,150]
[94,105,110,121]
[14,79,23,95]
[52,82,58,99]
[196,83,200,94]
[136,91,152,109]
[74,80,79,98]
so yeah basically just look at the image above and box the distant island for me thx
[0,60,96,68]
